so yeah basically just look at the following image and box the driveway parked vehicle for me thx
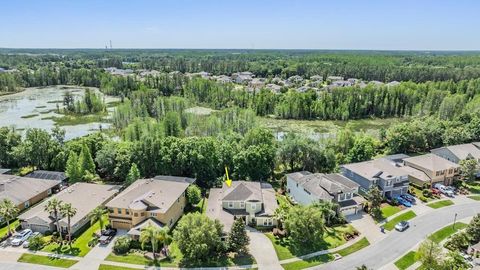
[11,229,32,247]
[431,188,441,196]
[23,232,40,248]
[400,194,416,203]
[99,228,117,245]
[395,196,412,207]
[395,221,410,232]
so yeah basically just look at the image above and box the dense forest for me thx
[1,49,480,187]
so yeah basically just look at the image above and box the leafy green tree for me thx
[0,127,21,168]
[126,163,141,185]
[113,236,131,254]
[367,186,383,219]
[60,203,77,246]
[444,251,470,269]
[284,205,324,249]
[444,232,470,251]
[415,239,443,269]
[65,151,82,183]
[89,207,108,231]
[173,213,225,265]
[0,199,19,236]
[28,235,46,250]
[79,144,96,177]
[459,159,478,182]
[186,184,202,205]
[314,201,338,226]
[163,111,182,137]
[44,199,63,241]
[466,214,480,243]
[140,225,170,261]
[227,218,250,254]
[347,134,378,163]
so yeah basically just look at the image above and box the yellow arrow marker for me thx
[225,166,232,187]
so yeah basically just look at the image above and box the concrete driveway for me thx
[310,200,480,270]
[246,227,282,270]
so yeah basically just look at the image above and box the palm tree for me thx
[89,207,108,231]
[315,201,338,226]
[44,198,63,241]
[60,203,77,246]
[140,225,170,261]
[0,199,19,236]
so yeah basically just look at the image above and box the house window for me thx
[125,209,130,215]
[345,193,352,200]
[339,194,345,201]
[251,204,256,210]
[150,213,156,217]
[263,219,273,226]
[240,202,245,208]
[448,169,453,174]
[24,201,30,208]
[134,213,138,217]
[140,212,145,216]
[47,189,52,195]
[117,208,122,214]
[108,208,114,213]
[436,171,440,176]
[177,198,180,203]
[228,202,234,208]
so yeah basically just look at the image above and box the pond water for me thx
[0,86,119,140]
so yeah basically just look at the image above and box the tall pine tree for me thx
[126,163,140,185]
[65,151,81,183]
[79,144,95,180]
[227,218,250,254]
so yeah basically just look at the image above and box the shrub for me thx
[419,196,428,202]
[444,232,470,251]
[422,189,432,197]
[28,235,46,251]
[113,236,132,254]
[88,236,98,247]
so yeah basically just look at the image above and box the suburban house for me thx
[431,143,480,176]
[207,181,278,232]
[19,183,120,235]
[403,154,460,186]
[0,174,61,211]
[26,170,68,183]
[340,158,409,198]
[106,176,195,238]
[286,171,363,216]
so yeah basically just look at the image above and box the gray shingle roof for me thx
[287,172,359,200]
[403,153,460,172]
[432,143,480,160]
[26,170,67,181]
[0,175,61,206]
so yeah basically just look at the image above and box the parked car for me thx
[395,221,410,232]
[23,232,40,248]
[431,188,441,196]
[445,186,457,193]
[395,196,412,207]
[400,194,416,203]
[11,229,32,246]
[99,228,117,245]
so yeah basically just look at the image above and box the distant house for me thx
[403,154,460,186]
[288,75,304,84]
[104,67,133,76]
[106,176,195,237]
[249,78,266,89]
[386,81,400,87]
[232,72,255,84]
[207,181,278,232]
[327,76,344,82]
[215,75,232,84]
[0,174,61,211]
[19,183,120,235]
[340,158,409,198]
[266,84,282,94]
[26,170,68,183]
[329,80,354,88]
[431,143,480,176]
[369,80,385,86]
[286,172,362,216]
[310,75,323,81]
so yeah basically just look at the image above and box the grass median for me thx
[18,254,78,268]
[426,200,454,209]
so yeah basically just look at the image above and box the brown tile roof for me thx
[0,175,61,206]
[403,153,460,172]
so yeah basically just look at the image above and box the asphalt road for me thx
[310,201,480,270]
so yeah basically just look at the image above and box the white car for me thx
[11,229,32,247]
[23,232,40,248]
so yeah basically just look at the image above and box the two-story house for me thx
[207,181,278,232]
[431,143,480,176]
[106,176,195,238]
[403,154,460,186]
[286,171,361,216]
[340,158,409,198]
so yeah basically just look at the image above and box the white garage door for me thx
[341,207,357,216]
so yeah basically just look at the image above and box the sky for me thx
[1,0,479,50]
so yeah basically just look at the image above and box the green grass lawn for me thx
[381,205,402,219]
[468,195,480,201]
[428,222,468,243]
[0,219,19,237]
[394,251,417,270]
[98,265,138,270]
[105,252,174,267]
[384,211,417,231]
[266,225,356,260]
[426,200,454,209]
[464,181,480,194]
[281,238,369,270]
[18,254,78,268]
[42,216,107,257]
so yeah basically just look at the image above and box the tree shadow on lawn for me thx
[177,253,255,268]
[48,244,81,256]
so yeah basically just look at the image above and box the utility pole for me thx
[109,40,112,49]
[453,213,458,229]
